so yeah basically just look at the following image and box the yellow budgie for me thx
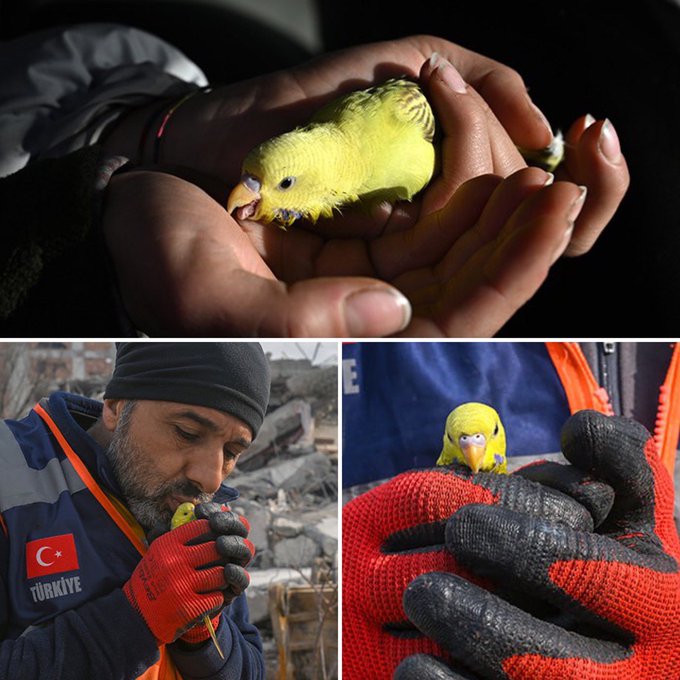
[227,78,436,228]
[171,502,224,659]
[437,402,507,474]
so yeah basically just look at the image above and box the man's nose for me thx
[185,450,223,495]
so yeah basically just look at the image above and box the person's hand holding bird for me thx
[103,35,628,337]
[171,502,224,658]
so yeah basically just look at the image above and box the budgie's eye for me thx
[493,422,499,437]
[278,176,296,190]
[461,433,486,446]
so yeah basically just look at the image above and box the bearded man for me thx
[0,342,270,680]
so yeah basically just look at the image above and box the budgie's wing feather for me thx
[312,79,435,142]
[384,79,435,143]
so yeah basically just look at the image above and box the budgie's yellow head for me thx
[227,127,344,228]
[437,402,507,473]
[170,501,196,530]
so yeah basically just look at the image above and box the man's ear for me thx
[101,399,126,432]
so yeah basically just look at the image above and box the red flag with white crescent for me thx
[26,534,79,579]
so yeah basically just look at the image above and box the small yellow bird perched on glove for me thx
[437,402,507,473]
[171,502,224,658]
[227,78,436,228]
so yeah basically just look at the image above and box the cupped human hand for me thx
[102,165,583,338]
[156,34,626,249]
[102,37,628,337]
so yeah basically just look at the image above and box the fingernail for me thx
[544,172,555,186]
[432,54,467,94]
[344,287,412,337]
[429,51,441,69]
[584,113,596,128]
[529,101,554,138]
[599,119,622,163]
[567,185,588,225]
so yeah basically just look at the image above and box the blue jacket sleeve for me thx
[168,595,265,680]
[0,586,161,679]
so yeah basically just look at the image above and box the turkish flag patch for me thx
[26,534,79,579]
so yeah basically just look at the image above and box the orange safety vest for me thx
[35,403,184,680]
[546,342,680,475]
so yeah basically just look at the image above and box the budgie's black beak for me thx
[227,174,261,220]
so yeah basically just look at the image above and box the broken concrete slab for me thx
[246,567,312,624]
[273,534,321,568]
[233,451,332,500]
[239,399,313,472]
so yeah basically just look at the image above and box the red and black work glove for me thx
[342,454,613,680]
[123,502,254,645]
[397,410,680,680]
[180,502,254,645]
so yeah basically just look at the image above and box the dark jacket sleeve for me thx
[0,146,133,336]
[0,585,161,679]
[169,595,265,680]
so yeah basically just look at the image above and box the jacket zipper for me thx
[598,342,621,416]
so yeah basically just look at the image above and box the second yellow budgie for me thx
[227,78,436,228]
[171,502,224,659]
[437,402,507,473]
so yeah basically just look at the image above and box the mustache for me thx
[156,478,214,504]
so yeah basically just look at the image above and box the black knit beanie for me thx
[103,342,270,436]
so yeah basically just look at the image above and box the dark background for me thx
[2,0,678,336]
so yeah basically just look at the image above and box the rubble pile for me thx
[229,358,338,679]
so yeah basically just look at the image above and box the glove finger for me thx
[404,572,628,680]
[186,538,221,569]
[193,502,224,519]
[208,510,250,538]
[383,466,595,557]
[561,410,674,538]
[513,461,614,528]
[185,513,250,547]
[222,563,250,603]
[194,565,228,594]
[461,468,597,532]
[168,518,211,545]
[446,504,676,634]
[215,535,255,566]
[395,654,481,680]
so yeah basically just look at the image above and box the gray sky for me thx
[260,342,337,365]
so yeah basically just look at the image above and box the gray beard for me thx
[106,403,213,533]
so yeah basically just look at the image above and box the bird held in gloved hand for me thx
[227,78,437,228]
[437,402,507,473]
[171,502,224,658]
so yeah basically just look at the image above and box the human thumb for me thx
[188,272,412,337]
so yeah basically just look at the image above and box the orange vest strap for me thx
[34,403,148,557]
[546,342,679,476]
[545,343,614,415]
[33,403,184,680]
[654,343,680,476]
